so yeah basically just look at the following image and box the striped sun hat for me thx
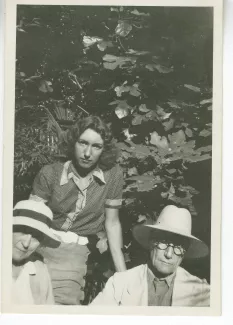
[13,200,60,248]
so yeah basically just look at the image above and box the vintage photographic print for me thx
[2,0,222,316]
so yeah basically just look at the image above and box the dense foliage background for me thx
[15,5,213,303]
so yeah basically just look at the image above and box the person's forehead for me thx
[79,128,103,142]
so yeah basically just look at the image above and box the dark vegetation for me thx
[14,5,213,303]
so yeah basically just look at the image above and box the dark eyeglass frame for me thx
[151,241,186,256]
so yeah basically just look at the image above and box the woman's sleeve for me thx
[104,165,124,210]
[30,165,54,202]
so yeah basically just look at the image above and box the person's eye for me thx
[93,144,103,149]
[78,140,87,146]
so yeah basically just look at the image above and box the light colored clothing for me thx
[12,260,54,305]
[147,268,175,306]
[91,264,210,307]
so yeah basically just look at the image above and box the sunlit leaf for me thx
[115,85,130,97]
[115,107,129,119]
[127,167,138,176]
[163,118,175,131]
[126,175,160,192]
[131,9,150,16]
[122,129,136,140]
[103,54,135,70]
[17,27,27,33]
[200,98,212,105]
[150,131,169,149]
[185,153,211,162]
[156,105,171,120]
[139,104,150,113]
[96,237,108,254]
[146,64,173,73]
[115,20,132,37]
[83,36,103,48]
[126,49,150,56]
[184,84,201,92]
[199,129,211,137]
[97,41,113,51]
[167,169,176,174]
[110,7,119,12]
[132,114,143,125]
[185,128,193,137]
[138,215,147,223]
[129,84,141,97]
[167,101,180,109]
[168,130,186,147]
[39,80,53,93]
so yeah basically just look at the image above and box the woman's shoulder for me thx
[38,161,66,176]
[103,164,123,183]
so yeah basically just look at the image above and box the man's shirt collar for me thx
[148,267,176,288]
[60,160,106,186]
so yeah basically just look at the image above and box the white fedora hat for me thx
[133,205,209,258]
[13,200,60,248]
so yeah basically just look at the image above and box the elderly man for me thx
[91,205,210,306]
[12,200,60,305]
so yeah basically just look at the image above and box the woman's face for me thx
[74,128,104,170]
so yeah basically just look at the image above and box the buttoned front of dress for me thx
[30,161,124,236]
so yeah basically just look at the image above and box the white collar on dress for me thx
[60,160,106,185]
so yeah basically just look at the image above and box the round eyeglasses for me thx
[151,241,186,256]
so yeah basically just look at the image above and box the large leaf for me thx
[125,175,161,192]
[115,106,129,119]
[131,9,150,16]
[115,20,132,37]
[126,49,150,56]
[103,54,135,70]
[150,131,169,149]
[184,84,201,92]
[96,237,108,254]
[156,105,172,120]
[168,130,186,147]
[132,115,143,125]
[114,83,140,97]
[97,41,113,51]
[199,129,211,137]
[146,64,173,73]
[114,84,131,97]
[129,84,141,97]
[39,80,53,93]
[200,98,212,105]
[139,104,150,113]
[83,36,103,48]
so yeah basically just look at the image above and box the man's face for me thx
[150,233,188,277]
[74,128,104,170]
[12,230,41,262]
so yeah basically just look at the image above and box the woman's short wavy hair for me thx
[65,115,119,171]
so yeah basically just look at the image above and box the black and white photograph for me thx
[2,0,222,316]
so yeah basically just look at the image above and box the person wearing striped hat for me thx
[12,200,60,305]
[91,205,210,306]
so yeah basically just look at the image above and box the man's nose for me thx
[22,234,32,248]
[84,145,91,158]
[164,245,174,259]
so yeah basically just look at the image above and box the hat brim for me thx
[133,224,209,259]
[13,217,61,249]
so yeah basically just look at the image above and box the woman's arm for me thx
[105,207,126,272]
